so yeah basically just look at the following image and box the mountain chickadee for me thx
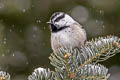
[48,12,87,52]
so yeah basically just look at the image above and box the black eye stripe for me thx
[51,23,69,33]
[54,14,65,22]
[51,12,60,21]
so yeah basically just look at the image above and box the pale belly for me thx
[51,27,86,52]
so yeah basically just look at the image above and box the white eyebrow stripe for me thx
[52,13,63,23]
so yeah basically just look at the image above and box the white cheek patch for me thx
[55,20,66,27]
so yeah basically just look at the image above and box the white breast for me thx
[51,23,86,52]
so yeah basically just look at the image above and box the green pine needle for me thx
[28,35,120,80]
[28,67,54,80]
[49,35,120,80]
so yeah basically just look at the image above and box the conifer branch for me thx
[75,64,110,80]
[76,35,120,71]
[28,67,54,80]
[28,35,120,80]
[49,35,120,80]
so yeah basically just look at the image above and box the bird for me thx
[48,12,87,52]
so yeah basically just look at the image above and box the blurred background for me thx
[0,0,120,80]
